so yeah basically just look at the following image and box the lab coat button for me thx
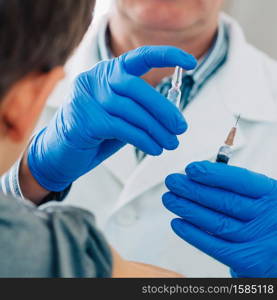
[115,208,138,227]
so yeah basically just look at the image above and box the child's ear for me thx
[0,67,64,143]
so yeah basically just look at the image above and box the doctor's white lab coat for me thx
[38,14,277,277]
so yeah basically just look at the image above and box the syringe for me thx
[216,115,241,164]
[167,66,183,109]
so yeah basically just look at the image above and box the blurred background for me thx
[223,0,277,59]
[94,0,277,59]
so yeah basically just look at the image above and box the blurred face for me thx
[116,0,224,31]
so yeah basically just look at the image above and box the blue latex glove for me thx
[28,46,197,192]
[163,161,277,278]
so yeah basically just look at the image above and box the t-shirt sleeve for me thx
[0,194,113,278]
[43,205,113,278]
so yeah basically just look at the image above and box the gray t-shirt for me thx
[0,192,112,277]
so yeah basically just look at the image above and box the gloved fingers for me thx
[165,174,258,221]
[185,161,276,199]
[163,192,246,242]
[171,218,237,268]
[111,75,187,135]
[121,46,197,77]
[103,94,179,151]
[110,116,163,155]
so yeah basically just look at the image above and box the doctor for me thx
[2,0,277,277]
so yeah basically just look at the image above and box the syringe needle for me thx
[235,114,241,128]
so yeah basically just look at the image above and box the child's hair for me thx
[0,0,96,99]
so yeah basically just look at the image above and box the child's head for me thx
[0,0,95,174]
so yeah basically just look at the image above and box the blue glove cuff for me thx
[27,129,72,192]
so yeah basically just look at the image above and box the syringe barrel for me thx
[216,145,232,164]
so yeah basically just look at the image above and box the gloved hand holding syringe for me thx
[164,65,277,280]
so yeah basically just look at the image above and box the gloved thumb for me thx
[121,46,197,77]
